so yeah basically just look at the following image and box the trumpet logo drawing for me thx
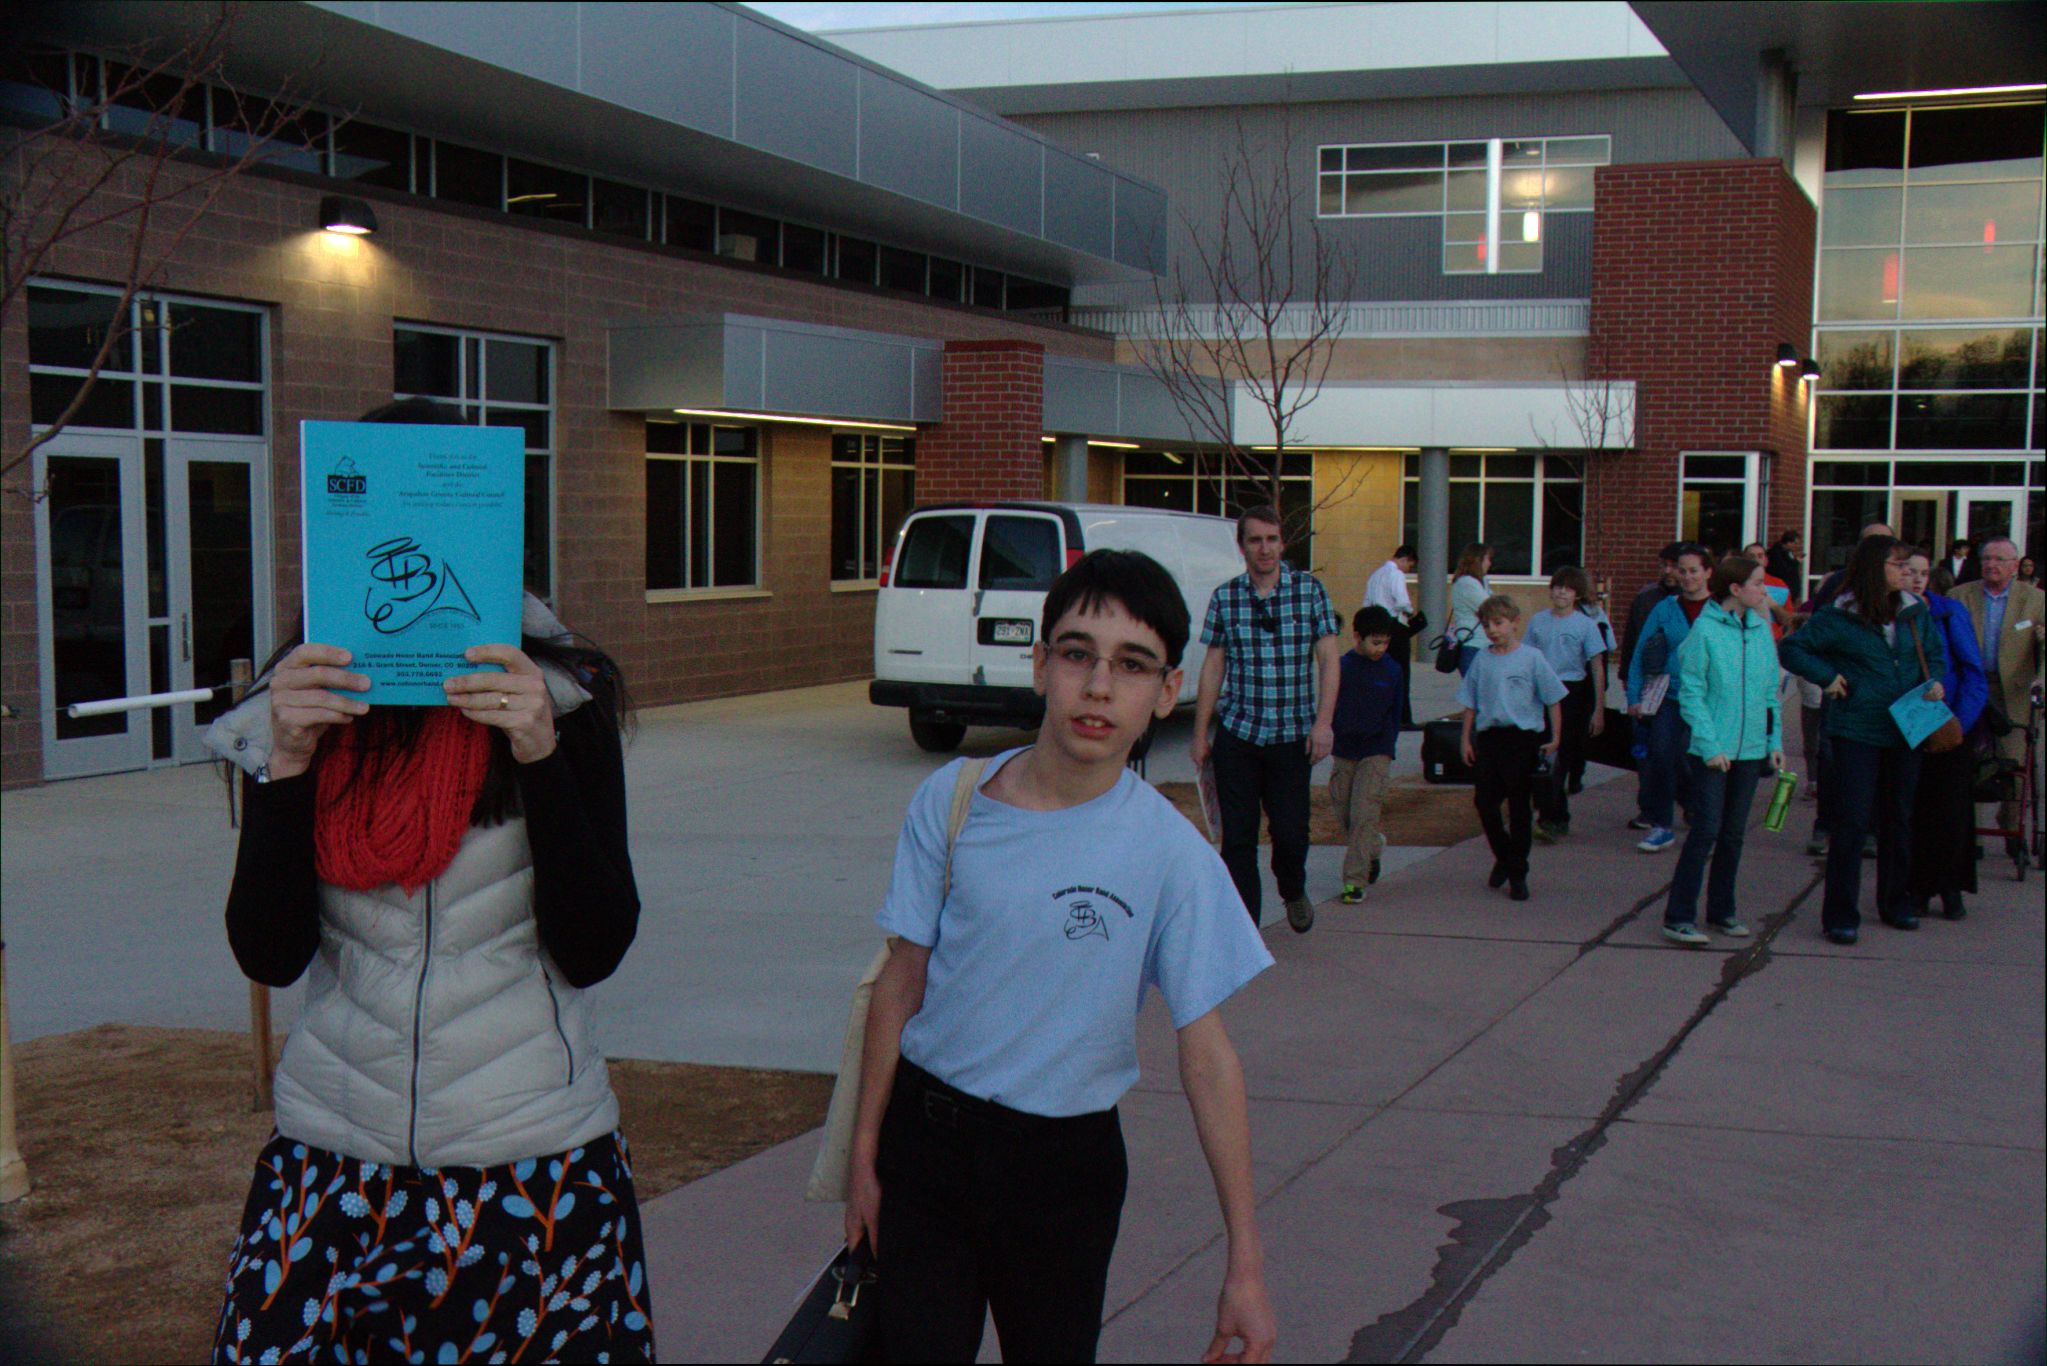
[363,535,481,635]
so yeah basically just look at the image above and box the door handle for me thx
[180,612,191,663]
[971,589,984,616]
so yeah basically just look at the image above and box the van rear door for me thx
[967,511,1066,687]
[875,511,979,683]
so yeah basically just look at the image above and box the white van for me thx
[870,501,1243,751]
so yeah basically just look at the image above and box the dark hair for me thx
[1949,539,1973,556]
[1353,605,1397,639]
[1842,533,1904,627]
[1476,593,1521,624]
[1658,541,1687,565]
[1040,549,1190,668]
[1235,505,1282,543]
[1930,561,1957,596]
[1775,529,1801,546]
[1711,554,1761,600]
[1549,565,1593,606]
[1674,542,1712,571]
[1392,543,1415,561]
[245,398,631,827]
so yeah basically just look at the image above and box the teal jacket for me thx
[1675,600,1782,762]
[1778,595,1948,749]
[1625,593,1701,707]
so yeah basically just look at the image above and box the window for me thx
[429,139,503,209]
[1124,450,1316,568]
[1399,452,1584,576]
[719,209,779,264]
[27,283,267,436]
[836,236,878,284]
[894,515,974,590]
[506,159,588,225]
[644,421,760,592]
[391,324,555,597]
[1677,452,1764,557]
[1814,324,2040,453]
[980,515,1063,591]
[1318,135,1610,275]
[331,119,412,191]
[830,433,916,582]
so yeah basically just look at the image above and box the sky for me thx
[749,1,1291,32]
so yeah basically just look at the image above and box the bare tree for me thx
[1126,104,1362,548]
[1528,335,1636,610]
[1,2,321,497]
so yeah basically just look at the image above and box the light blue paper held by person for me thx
[1887,687,1956,750]
[300,420,524,705]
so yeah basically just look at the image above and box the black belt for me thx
[897,1059,1108,1136]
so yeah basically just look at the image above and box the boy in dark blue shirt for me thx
[1330,606,1404,903]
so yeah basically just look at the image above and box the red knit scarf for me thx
[314,709,494,893]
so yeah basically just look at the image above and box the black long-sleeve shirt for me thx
[224,690,639,990]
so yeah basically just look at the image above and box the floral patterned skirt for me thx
[212,1130,654,1364]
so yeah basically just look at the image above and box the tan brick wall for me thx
[0,148,1114,786]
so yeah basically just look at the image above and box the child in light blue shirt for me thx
[1458,595,1567,900]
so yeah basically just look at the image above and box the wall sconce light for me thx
[1521,210,1541,243]
[319,195,378,235]
[1775,343,1798,368]
[1800,356,1821,383]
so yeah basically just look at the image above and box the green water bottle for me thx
[1763,769,1799,832]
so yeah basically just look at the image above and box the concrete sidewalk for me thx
[640,769,2046,1363]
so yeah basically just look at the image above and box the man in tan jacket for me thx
[1952,536,2046,849]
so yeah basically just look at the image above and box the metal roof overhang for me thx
[610,314,1218,445]
[30,0,1164,287]
[1631,2,2047,153]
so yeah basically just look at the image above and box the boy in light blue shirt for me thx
[1458,595,1567,901]
[847,550,1276,1364]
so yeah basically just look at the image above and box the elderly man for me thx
[1952,537,2046,852]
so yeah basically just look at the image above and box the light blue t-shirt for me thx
[1458,642,1568,732]
[1524,608,1606,683]
[877,750,1274,1118]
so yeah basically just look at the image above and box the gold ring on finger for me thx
[498,693,510,710]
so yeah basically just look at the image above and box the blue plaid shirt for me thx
[1202,565,1344,745]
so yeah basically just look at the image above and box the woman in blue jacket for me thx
[1779,535,1948,945]
[1625,544,1713,854]
[1660,556,1784,946]
[1902,550,1989,919]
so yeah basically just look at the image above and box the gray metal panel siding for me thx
[912,347,944,421]
[859,70,962,210]
[1115,369,1205,442]
[1043,150,1114,258]
[578,3,734,137]
[755,330,918,420]
[734,16,859,177]
[1112,178,1169,273]
[1014,86,1741,302]
[372,2,581,90]
[958,114,1043,236]
[608,323,730,411]
[1043,360,1122,433]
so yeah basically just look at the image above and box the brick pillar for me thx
[1585,158,1816,636]
[917,340,1045,503]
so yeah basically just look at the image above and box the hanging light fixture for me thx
[1775,343,1799,368]
[319,195,378,235]
[1800,356,1821,383]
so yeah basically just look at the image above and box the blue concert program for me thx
[300,421,524,704]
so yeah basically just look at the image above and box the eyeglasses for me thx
[1048,645,1168,684]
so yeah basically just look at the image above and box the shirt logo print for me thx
[1053,884,1134,944]
[1064,900,1108,941]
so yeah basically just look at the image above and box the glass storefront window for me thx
[1895,393,2029,449]
[1821,186,1903,247]
[1815,330,1895,389]
[1813,394,1892,450]
[1900,245,2039,320]
[1824,110,1905,187]
[1903,180,2042,247]
[1898,328,2031,389]
[1817,248,1899,322]
[1907,103,2045,183]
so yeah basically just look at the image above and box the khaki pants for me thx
[1328,754,1392,887]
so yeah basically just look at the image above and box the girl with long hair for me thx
[207,401,654,1362]
[1448,542,1494,676]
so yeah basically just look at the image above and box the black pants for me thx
[1907,741,1977,899]
[1213,726,1312,924]
[1474,728,1541,879]
[876,1061,1127,1364]
[1538,677,1596,826]
[1823,737,1921,932]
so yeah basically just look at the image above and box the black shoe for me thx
[1824,927,1859,946]
[1941,894,1966,921]
[1879,910,1920,931]
[1567,776,1584,795]
[1488,862,1509,889]
[1369,856,1382,885]
[1508,879,1530,901]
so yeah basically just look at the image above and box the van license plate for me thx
[989,619,1033,645]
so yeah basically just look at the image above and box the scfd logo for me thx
[327,455,366,495]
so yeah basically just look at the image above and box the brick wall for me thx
[1585,158,1816,640]
[0,151,1112,786]
[913,341,1047,506]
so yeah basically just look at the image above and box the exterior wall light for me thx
[1800,356,1821,383]
[320,195,378,235]
[1521,211,1540,243]
[1775,343,1799,368]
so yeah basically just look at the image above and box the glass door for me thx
[1893,490,1947,558]
[34,434,148,779]
[166,437,273,762]
[1956,487,2026,550]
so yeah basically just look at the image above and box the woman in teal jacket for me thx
[1779,535,1947,945]
[1660,556,1784,945]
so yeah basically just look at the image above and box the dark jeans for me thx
[1473,727,1541,879]
[1822,738,1922,933]
[1213,727,1312,924]
[1907,741,1977,899]
[876,1060,1127,1364]
[1665,756,1767,926]
[1636,696,1692,830]
[1457,643,1481,677]
[1538,677,1596,826]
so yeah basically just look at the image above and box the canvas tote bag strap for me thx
[942,758,990,902]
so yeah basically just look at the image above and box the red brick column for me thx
[1585,159,1816,632]
[916,340,1045,503]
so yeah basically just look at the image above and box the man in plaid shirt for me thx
[1190,506,1345,932]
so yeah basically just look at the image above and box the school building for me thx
[3,1,2042,786]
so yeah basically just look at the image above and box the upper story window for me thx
[27,282,266,436]
[831,434,916,583]
[1316,135,1610,275]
